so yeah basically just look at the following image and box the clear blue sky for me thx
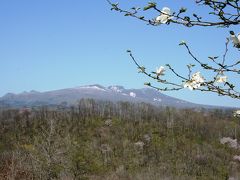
[0,0,240,107]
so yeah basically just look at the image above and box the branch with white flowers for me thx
[107,0,240,27]
[127,39,240,99]
[107,0,240,100]
[127,50,183,91]
[107,0,240,99]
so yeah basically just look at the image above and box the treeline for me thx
[0,99,239,179]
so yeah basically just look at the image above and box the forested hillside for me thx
[0,99,239,179]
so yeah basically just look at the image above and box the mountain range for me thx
[0,84,228,109]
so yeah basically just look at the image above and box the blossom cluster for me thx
[156,66,165,77]
[233,110,240,117]
[216,75,227,83]
[155,64,228,91]
[230,31,240,48]
[134,141,145,150]
[184,72,204,90]
[220,137,239,149]
[155,7,172,24]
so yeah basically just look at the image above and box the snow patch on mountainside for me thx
[177,100,186,104]
[75,85,106,91]
[130,92,136,98]
[153,98,162,102]
[109,86,122,93]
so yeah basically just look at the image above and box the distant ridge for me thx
[0,84,232,109]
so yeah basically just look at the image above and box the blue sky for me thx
[0,0,240,107]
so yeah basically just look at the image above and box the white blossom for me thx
[184,81,195,91]
[230,33,240,47]
[134,141,145,150]
[156,66,165,77]
[220,137,239,149]
[233,110,240,117]
[105,119,112,126]
[155,7,171,24]
[184,72,204,90]
[216,75,227,83]
[129,92,136,98]
[233,155,240,162]
[192,72,204,83]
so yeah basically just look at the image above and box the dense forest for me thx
[0,99,239,179]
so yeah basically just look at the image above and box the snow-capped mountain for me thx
[0,84,218,108]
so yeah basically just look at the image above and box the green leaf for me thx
[138,66,146,72]
[179,40,186,46]
[144,82,151,86]
[208,56,219,60]
[179,7,187,13]
[143,2,156,11]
